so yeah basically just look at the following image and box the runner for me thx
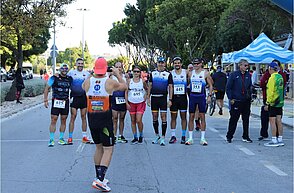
[212,65,227,115]
[169,57,188,144]
[67,58,91,144]
[44,63,73,147]
[83,58,127,192]
[126,66,148,144]
[147,57,173,146]
[110,62,128,143]
[186,58,213,145]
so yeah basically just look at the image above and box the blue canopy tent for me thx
[231,33,294,64]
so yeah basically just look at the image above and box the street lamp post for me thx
[77,8,89,60]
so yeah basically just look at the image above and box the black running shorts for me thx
[268,106,283,117]
[151,95,167,112]
[87,111,115,146]
[170,95,187,112]
[70,94,87,109]
[51,99,70,116]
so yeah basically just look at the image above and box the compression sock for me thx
[69,132,73,138]
[153,120,159,135]
[59,132,64,139]
[162,122,167,136]
[139,132,143,137]
[133,133,138,139]
[82,132,87,137]
[50,132,54,140]
[182,129,186,137]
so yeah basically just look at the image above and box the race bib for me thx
[132,91,142,98]
[115,97,126,104]
[91,100,104,112]
[174,84,185,95]
[191,82,202,93]
[53,99,66,109]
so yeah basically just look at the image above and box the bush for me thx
[1,78,46,103]
[23,79,46,97]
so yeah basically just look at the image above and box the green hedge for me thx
[0,78,46,102]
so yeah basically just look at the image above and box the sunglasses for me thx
[193,63,201,65]
[60,67,68,71]
[77,63,84,65]
[133,70,140,73]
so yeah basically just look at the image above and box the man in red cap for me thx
[82,57,127,192]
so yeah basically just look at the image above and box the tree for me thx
[1,0,75,69]
[216,0,292,52]
[1,0,74,101]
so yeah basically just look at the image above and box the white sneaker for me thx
[92,178,111,192]
[159,138,165,146]
[264,141,279,147]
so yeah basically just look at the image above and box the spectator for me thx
[264,62,284,147]
[226,59,252,143]
[40,69,44,79]
[212,65,227,115]
[43,70,49,81]
[15,68,25,104]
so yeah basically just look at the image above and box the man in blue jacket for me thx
[226,59,252,143]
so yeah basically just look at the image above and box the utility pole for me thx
[77,8,90,60]
[52,18,56,74]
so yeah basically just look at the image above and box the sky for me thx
[47,0,137,56]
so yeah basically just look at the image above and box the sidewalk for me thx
[224,97,293,128]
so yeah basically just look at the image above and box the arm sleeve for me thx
[47,76,55,87]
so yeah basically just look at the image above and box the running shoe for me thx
[200,138,208,146]
[103,178,109,184]
[159,138,165,146]
[67,138,73,145]
[92,178,111,192]
[278,140,285,147]
[226,138,232,143]
[82,136,91,144]
[152,136,161,144]
[138,137,143,144]
[58,138,66,145]
[180,136,186,144]
[169,136,177,144]
[264,141,279,147]
[131,138,138,144]
[185,138,193,145]
[242,137,253,143]
[120,135,128,143]
[48,139,54,147]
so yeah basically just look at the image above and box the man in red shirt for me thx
[258,59,286,141]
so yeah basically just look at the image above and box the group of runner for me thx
[43,56,217,191]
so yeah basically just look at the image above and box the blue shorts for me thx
[189,93,206,113]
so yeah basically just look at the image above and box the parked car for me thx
[22,70,30,80]
[1,67,7,82]
[7,69,16,80]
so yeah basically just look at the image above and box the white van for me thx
[23,62,33,79]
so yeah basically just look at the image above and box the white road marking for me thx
[260,160,288,176]
[76,142,86,153]
[208,127,219,133]
[236,145,255,155]
[219,134,227,140]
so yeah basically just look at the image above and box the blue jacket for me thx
[226,70,252,101]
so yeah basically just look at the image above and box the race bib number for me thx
[174,84,185,95]
[132,91,142,98]
[53,99,66,109]
[115,97,126,104]
[191,82,202,93]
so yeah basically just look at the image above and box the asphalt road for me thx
[1,104,293,193]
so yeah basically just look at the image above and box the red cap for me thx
[94,58,107,75]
